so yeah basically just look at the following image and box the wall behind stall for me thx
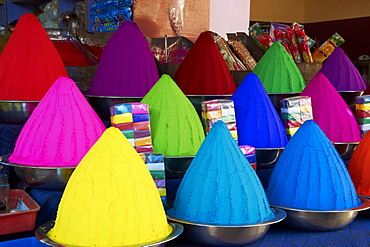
[250,0,370,61]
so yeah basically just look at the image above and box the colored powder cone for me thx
[168,121,275,224]
[252,42,306,93]
[9,77,106,167]
[231,73,288,148]
[0,13,68,101]
[347,131,370,197]
[267,120,361,210]
[300,73,361,143]
[48,127,172,246]
[319,47,366,91]
[85,21,159,97]
[141,74,205,157]
[173,31,236,95]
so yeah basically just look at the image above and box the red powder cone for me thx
[174,31,236,95]
[0,13,68,101]
[348,131,370,197]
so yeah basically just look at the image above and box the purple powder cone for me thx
[85,21,159,97]
[230,73,288,148]
[319,47,366,91]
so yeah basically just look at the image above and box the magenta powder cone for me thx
[319,47,366,91]
[84,21,159,97]
[300,73,361,143]
[9,77,106,167]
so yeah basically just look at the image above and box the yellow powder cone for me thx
[47,127,172,246]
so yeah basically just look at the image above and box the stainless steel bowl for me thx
[85,95,143,120]
[359,195,370,216]
[35,220,183,247]
[334,142,359,161]
[0,100,39,124]
[255,148,284,168]
[167,208,286,246]
[0,161,75,191]
[186,95,232,119]
[164,156,194,179]
[65,65,98,91]
[267,93,301,114]
[272,197,370,231]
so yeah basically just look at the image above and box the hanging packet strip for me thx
[280,96,313,139]
[139,153,167,204]
[110,103,153,153]
[201,99,238,143]
[239,145,256,170]
[355,95,370,137]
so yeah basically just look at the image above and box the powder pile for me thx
[48,127,172,246]
[85,21,159,97]
[319,47,366,91]
[267,120,361,210]
[9,77,106,167]
[168,121,275,224]
[300,73,361,143]
[173,31,236,95]
[252,42,306,93]
[347,131,370,197]
[230,73,288,148]
[141,74,205,157]
[0,13,68,101]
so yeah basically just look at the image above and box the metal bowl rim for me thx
[333,142,360,145]
[271,197,370,213]
[0,161,75,170]
[337,91,364,93]
[185,95,232,97]
[255,147,285,151]
[167,208,286,228]
[84,95,144,99]
[0,100,40,103]
[164,156,195,159]
[35,220,183,247]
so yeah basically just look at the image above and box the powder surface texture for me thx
[0,13,68,101]
[168,121,274,224]
[347,131,370,196]
[173,31,236,95]
[252,42,306,93]
[319,47,366,91]
[300,73,361,143]
[141,74,205,157]
[9,77,106,167]
[231,73,288,148]
[85,21,159,97]
[267,120,361,210]
[48,127,172,246]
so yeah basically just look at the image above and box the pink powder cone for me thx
[319,47,366,91]
[300,73,361,143]
[9,77,106,167]
[84,21,159,97]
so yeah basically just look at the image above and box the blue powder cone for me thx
[267,120,361,210]
[168,121,275,225]
[230,73,288,148]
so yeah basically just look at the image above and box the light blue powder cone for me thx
[168,121,275,225]
[267,120,361,210]
[230,73,288,148]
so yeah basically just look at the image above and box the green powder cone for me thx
[141,74,205,157]
[253,42,306,93]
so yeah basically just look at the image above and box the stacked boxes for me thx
[239,145,257,171]
[280,96,313,139]
[110,103,153,153]
[201,99,238,143]
[139,153,166,204]
[355,95,370,137]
